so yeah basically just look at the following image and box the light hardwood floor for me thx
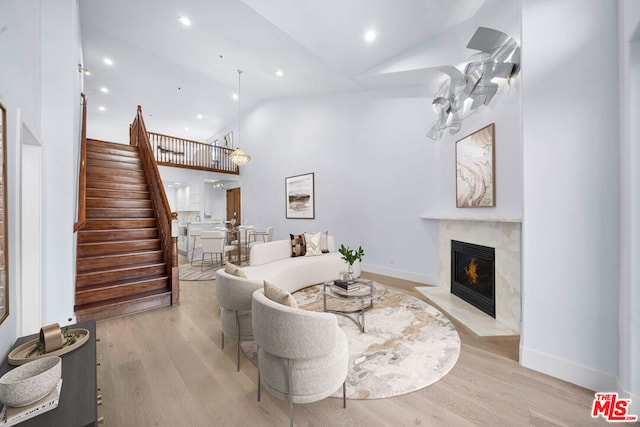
[96,271,610,426]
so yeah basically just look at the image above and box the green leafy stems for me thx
[338,244,365,266]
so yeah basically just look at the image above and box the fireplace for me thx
[451,240,495,318]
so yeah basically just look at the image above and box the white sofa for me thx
[241,236,346,293]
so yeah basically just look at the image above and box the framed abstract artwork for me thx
[455,123,495,208]
[285,173,315,219]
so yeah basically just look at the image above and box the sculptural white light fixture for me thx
[229,69,251,166]
[427,27,520,140]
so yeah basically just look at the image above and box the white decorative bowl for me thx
[0,356,62,407]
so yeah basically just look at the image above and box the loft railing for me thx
[148,132,239,175]
[130,106,180,304]
[74,93,88,233]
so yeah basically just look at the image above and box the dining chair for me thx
[200,230,235,271]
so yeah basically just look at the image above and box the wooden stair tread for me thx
[76,274,168,291]
[76,261,166,275]
[81,219,157,230]
[85,166,145,177]
[86,158,145,171]
[76,263,167,287]
[75,276,170,306]
[85,181,148,191]
[86,173,146,184]
[85,209,155,219]
[77,229,159,243]
[86,150,142,162]
[77,249,163,263]
[76,288,170,308]
[76,249,164,274]
[75,290,172,322]
[87,139,137,151]
[77,243,161,257]
[86,189,150,200]
[85,198,152,208]
[77,136,174,322]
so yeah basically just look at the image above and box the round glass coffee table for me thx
[322,279,378,332]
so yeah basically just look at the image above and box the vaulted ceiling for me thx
[80,0,519,141]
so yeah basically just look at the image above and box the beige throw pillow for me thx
[264,281,298,308]
[224,261,247,278]
[304,232,322,256]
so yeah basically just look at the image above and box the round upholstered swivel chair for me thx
[252,289,348,426]
[215,268,262,371]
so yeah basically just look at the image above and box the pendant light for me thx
[228,69,251,166]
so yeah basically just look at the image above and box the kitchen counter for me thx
[178,220,226,260]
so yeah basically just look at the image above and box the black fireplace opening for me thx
[451,240,496,318]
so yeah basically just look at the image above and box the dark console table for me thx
[0,320,97,426]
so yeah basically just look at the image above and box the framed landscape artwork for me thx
[285,173,315,219]
[455,123,495,208]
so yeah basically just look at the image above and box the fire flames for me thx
[465,258,479,284]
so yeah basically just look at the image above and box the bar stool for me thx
[190,229,202,266]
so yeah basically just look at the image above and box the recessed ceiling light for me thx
[184,127,189,131]
[364,29,377,43]
[98,106,106,111]
[197,114,203,119]
[103,57,113,66]
[179,16,191,26]
[276,69,284,77]
[100,87,109,93]
[232,93,239,100]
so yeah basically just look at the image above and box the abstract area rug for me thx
[242,283,460,400]
[178,263,219,281]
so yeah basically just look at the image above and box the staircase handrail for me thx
[73,93,88,232]
[130,106,179,304]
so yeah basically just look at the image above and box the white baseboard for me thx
[617,381,640,419]
[520,345,619,393]
[361,263,437,286]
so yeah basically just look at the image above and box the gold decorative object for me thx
[8,327,90,366]
[39,323,64,353]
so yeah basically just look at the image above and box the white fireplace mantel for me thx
[436,219,522,333]
[420,215,522,223]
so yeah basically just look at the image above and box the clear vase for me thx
[347,264,355,282]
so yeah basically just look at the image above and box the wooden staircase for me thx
[75,139,172,321]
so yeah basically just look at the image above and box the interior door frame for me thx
[226,187,241,227]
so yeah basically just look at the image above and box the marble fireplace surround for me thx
[436,218,521,334]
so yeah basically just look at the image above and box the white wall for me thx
[619,0,640,410]
[521,0,620,392]
[203,185,227,220]
[40,0,83,329]
[0,0,42,356]
[0,0,81,352]
[239,81,523,284]
[85,116,129,145]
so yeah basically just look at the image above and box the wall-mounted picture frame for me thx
[0,102,8,325]
[285,173,315,219]
[224,132,233,148]
[455,123,495,208]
